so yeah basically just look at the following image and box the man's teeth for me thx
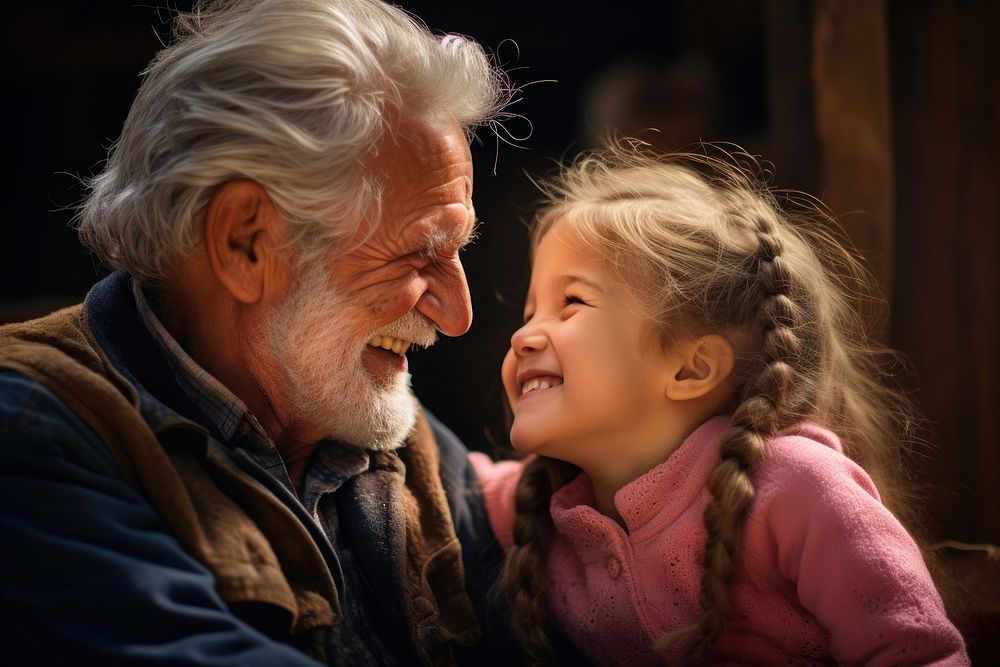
[520,376,563,395]
[368,335,411,355]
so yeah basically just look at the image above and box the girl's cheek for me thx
[500,348,518,400]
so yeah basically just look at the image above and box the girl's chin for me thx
[508,430,541,455]
[508,437,532,453]
[509,433,562,462]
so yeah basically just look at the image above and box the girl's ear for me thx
[665,334,735,401]
[203,179,290,304]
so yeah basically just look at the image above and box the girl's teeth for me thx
[522,377,561,395]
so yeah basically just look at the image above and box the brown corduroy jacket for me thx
[0,290,481,665]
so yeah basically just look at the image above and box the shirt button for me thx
[606,555,622,580]
[237,420,252,435]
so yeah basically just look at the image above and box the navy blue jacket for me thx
[0,272,516,666]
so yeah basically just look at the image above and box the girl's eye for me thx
[563,294,586,307]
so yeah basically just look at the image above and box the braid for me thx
[500,457,579,665]
[527,143,934,661]
[686,215,807,661]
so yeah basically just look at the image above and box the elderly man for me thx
[0,0,519,664]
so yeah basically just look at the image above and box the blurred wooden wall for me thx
[889,0,999,548]
[771,0,999,656]
[770,0,999,546]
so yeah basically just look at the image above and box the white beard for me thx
[263,263,436,451]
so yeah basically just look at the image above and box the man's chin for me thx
[319,380,418,452]
[368,381,420,451]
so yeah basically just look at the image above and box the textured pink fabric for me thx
[470,415,969,666]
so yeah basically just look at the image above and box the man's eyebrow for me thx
[422,219,481,255]
[462,219,483,247]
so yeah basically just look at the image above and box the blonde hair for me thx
[501,141,929,663]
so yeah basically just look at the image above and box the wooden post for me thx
[811,0,895,339]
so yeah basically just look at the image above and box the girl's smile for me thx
[515,370,564,398]
[501,219,680,471]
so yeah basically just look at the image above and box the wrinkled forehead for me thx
[373,111,473,186]
[342,111,474,239]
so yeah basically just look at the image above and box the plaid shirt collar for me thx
[131,279,373,505]
[131,279,270,446]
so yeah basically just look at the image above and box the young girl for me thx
[470,143,969,665]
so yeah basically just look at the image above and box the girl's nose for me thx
[510,321,547,356]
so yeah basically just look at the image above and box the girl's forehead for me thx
[531,226,606,280]
[528,224,647,311]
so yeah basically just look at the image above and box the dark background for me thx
[3,2,998,624]
[0,0,774,445]
[1,0,775,458]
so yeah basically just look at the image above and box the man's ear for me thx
[203,180,287,304]
[665,334,735,401]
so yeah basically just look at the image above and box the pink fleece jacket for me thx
[470,415,969,666]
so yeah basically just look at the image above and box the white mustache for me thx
[370,310,438,349]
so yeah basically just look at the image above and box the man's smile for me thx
[368,335,412,355]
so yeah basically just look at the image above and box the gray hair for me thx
[76,0,508,284]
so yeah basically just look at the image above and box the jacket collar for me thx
[84,271,215,437]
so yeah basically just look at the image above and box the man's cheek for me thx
[360,289,420,326]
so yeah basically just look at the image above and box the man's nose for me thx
[417,261,473,337]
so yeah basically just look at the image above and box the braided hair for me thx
[682,214,816,660]
[502,457,579,665]
[500,140,929,663]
